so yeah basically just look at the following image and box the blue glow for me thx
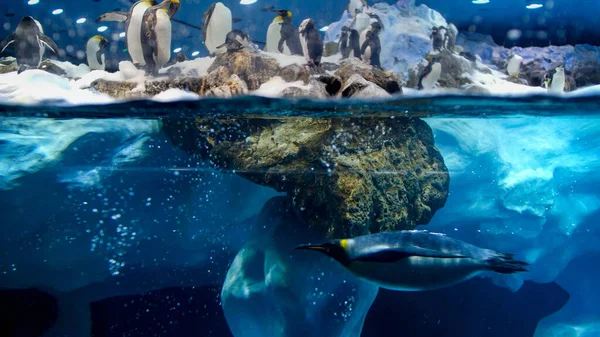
[27,0,39,5]
[97,26,108,33]
[526,4,543,9]
[76,18,87,24]
[319,26,329,32]
[240,0,257,4]
[173,47,182,53]
[472,0,490,4]
[191,51,200,57]
[119,32,126,38]
[52,9,64,15]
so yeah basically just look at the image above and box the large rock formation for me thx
[164,115,449,239]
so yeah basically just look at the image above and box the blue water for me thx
[1,95,599,337]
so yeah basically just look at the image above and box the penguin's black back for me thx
[141,8,159,72]
[350,29,361,58]
[302,26,323,65]
[201,3,216,43]
[280,22,302,55]
[418,62,435,90]
[12,18,43,68]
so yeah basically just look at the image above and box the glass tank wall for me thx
[1,1,599,337]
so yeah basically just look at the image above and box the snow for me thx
[252,76,310,97]
[161,56,215,76]
[151,88,200,102]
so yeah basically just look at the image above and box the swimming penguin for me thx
[506,54,523,78]
[86,35,109,71]
[296,230,529,292]
[141,0,181,75]
[299,18,323,68]
[0,16,59,73]
[360,23,382,69]
[418,58,442,90]
[264,9,302,55]
[96,0,158,67]
[202,2,233,56]
[216,30,251,52]
[430,26,444,53]
[339,26,361,59]
[543,65,568,93]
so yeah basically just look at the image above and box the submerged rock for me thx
[335,59,402,94]
[164,116,449,239]
[221,196,379,337]
[207,50,280,90]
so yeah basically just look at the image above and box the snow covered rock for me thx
[221,197,379,337]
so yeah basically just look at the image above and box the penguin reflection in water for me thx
[0,16,59,73]
[297,230,529,291]
[299,18,323,69]
[141,0,181,75]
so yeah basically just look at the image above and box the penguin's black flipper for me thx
[40,35,59,54]
[349,30,360,58]
[0,34,15,53]
[96,12,128,23]
[352,246,469,263]
[96,49,104,65]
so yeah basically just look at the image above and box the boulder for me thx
[163,116,449,239]
[340,74,390,98]
[207,50,280,90]
[334,59,402,94]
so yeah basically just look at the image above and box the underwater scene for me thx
[1,0,600,337]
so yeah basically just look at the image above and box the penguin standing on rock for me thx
[543,65,568,93]
[263,8,302,56]
[141,0,181,75]
[418,58,442,90]
[348,0,369,17]
[0,16,59,73]
[361,22,382,69]
[506,54,523,78]
[202,2,233,56]
[430,26,444,53]
[359,13,383,48]
[96,0,158,67]
[296,230,529,292]
[86,35,109,71]
[339,26,361,59]
[299,18,323,68]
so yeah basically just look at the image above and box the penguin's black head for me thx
[296,240,351,265]
[169,0,181,19]
[370,22,383,32]
[274,9,292,18]
[18,16,37,29]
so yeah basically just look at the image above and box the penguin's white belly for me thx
[507,58,522,77]
[550,73,566,93]
[86,42,105,71]
[362,45,371,63]
[422,64,442,90]
[265,22,290,55]
[128,3,152,65]
[300,35,309,62]
[205,4,232,55]
[153,11,172,69]
[349,257,484,291]
[352,13,371,34]
[348,0,364,17]
[359,29,368,49]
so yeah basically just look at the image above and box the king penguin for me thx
[202,2,233,56]
[0,16,59,73]
[264,9,302,56]
[296,230,529,292]
[299,18,323,68]
[506,54,523,78]
[141,0,181,75]
[86,35,109,71]
[543,65,568,93]
[418,58,442,90]
[339,26,361,59]
[96,0,158,67]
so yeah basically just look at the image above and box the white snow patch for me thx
[252,76,310,98]
[161,56,215,77]
[152,88,200,102]
[49,60,92,79]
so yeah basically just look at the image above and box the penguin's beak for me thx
[169,1,181,19]
[295,244,328,253]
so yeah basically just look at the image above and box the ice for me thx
[252,76,311,98]
[151,88,201,102]
[160,56,215,76]
[222,197,379,337]
[422,117,600,336]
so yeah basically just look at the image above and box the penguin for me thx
[360,23,382,69]
[339,26,361,59]
[264,9,302,56]
[86,35,109,71]
[299,18,323,68]
[348,0,369,17]
[202,2,233,56]
[96,0,159,67]
[430,26,444,53]
[0,16,59,73]
[350,12,372,35]
[542,65,568,93]
[296,230,529,292]
[506,54,523,78]
[418,58,442,90]
[140,0,181,75]
[359,13,383,48]
[216,30,251,52]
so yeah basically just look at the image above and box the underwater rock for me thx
[334,59,402,94]
[221,196,379,337]
[207,50,280,90]
[164,115,449,238]
[340,74,390,98]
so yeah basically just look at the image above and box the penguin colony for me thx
[0,0,570,94]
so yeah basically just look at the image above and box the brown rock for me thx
[335,59,402,94]
[207,50,280,90]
